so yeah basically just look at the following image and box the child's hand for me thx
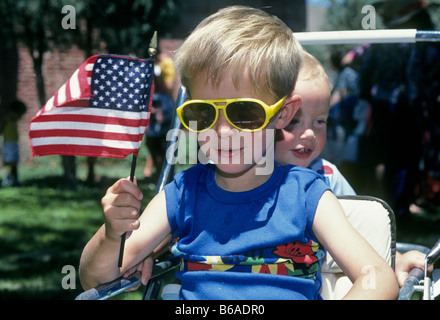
[101,178,144,242]
[122,255,155,291]
[395,250,432,287]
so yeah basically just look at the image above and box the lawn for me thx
[1,141,440,300]
[0,146,162,300]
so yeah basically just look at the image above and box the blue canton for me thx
[90,55,154,113]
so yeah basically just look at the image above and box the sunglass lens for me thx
[227,102,265,130]
[182,103,216,131]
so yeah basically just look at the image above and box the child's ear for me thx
[275,95,301,129]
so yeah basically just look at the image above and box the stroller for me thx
[76,29,440,300]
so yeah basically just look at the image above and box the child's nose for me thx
[214,110,235,137]
[300,127,315,140]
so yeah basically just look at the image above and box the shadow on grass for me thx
[0,174,157,300]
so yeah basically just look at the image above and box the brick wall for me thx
[16,44,86,163]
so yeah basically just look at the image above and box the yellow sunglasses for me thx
[176,96,287,133]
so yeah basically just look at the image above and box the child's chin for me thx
[215,163,255,175]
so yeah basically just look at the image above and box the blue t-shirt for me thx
[164,163,330,300]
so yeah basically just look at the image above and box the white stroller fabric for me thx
[320,196,395,300]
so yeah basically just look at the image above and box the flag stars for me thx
[91,56,153,112]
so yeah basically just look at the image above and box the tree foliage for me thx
[0,0,182,109]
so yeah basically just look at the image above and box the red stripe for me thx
[31,114,144,127]
[65,77,73,103]
[32,144,138,159]
[58,99,90,108]
[77,60,92,97]
[29,129,142,142]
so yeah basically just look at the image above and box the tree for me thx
[0,0,20,119]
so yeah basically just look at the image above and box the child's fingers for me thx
[107,178,143,201]
[104,191,142,211]
[140,256,154,285]
[104,207,140,240]
[101,178,143,240]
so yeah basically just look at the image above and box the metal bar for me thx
[398,267,424,300]
[155,86,186,193]
[294,29,440,45]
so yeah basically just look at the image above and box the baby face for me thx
[275,77,330,168]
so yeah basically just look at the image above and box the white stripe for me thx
[43,96,55,112]
[39,107,149,120]
[85,63,94,71]
[31,136,141,149]
[29,121,147,135]
[69,69,81,99]
[57,83,67,105]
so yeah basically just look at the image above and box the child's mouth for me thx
[293,148,312,159]
[217,148,243,160]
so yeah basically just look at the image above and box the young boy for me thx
[79,6,398,299]
[275,51,355,195]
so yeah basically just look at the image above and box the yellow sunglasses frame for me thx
[176,96,287,133]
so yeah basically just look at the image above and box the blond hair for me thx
[175,6,303,100]
[298,50,328,82]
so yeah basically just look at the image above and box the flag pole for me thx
[117,154,138,268]
[118,31,158,269]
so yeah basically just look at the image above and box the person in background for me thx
[143,49,176,180]
[1,100,27,187]
[359,0,440,216]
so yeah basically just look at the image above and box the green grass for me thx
[0,145,162,299]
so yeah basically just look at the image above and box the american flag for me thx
[29,54,154,158]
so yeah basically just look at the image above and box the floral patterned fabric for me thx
[171,238,324,280]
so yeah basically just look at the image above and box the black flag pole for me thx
[117,153,138,268]
[118,32,158,269]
